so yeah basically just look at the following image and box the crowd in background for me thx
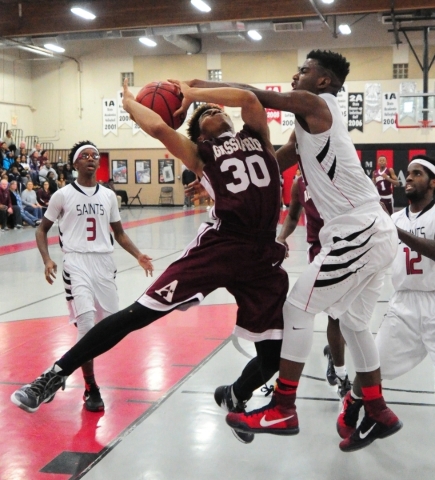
[0,133,77,231]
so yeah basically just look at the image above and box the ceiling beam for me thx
[0,0,432,38]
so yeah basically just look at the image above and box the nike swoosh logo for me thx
[359,423,376,439]
[260,414,294,427]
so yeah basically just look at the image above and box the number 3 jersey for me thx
[391,201,435,292]
[197,125,281,233]
[44,182,120,253]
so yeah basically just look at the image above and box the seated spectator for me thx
[46,171,58,194]
[0,178,21,230]
[39,160,58,183]
[2,150,14,171]
[28,151,41,185]
[36,180,51,213]
[107,178,128,206]
[8,166,22,186]
[9,180,41,227]
[21,181,43,219]
[57,173,67,189]
[62,162,74,184]
[4,130,17,154]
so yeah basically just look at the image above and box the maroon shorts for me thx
[380,197,393,215]
[138,223,289,341]
[308,241,321,264]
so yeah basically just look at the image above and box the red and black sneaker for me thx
[226,391,299,436]
[337,390,363,439]
[83,383,105,412]
[339,397,402,452]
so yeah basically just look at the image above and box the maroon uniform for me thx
[297,175,323,262]
[373,167,394,214]
[139,126,288,341]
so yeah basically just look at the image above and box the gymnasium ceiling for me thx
[0,0,435,59]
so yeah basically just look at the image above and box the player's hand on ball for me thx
[168,79,192,119]
[44,259,57,284]
[138,254,154,277]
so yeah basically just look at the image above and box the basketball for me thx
[135,81,185,130]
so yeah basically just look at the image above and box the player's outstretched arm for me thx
[122,79,203,175]
[396,227,435,262]
[35,217,57,284]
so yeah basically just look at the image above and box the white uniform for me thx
[288,93,398,330]
[45,182,121,322]
[376,202,435,379]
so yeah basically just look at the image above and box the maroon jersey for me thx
[373,168,393,196]
[297,175,323,244]
[198,125,281,235]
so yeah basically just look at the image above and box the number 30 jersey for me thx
[198,125,281,234]
[44,182,120,253]
[391,202,435,292]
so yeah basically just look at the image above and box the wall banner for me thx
[382,92,398,132]
[365,83,382,123]
[348,93,364,132]
[117,90,134,128]
[102,98,118,136]
[265,85,281,124]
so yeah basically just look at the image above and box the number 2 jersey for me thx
[44,182,120,253]
[391,201,435,291]
[197,125,281,234]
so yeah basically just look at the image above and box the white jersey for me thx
[391,202,435,292]
[294,93,379,223]
[45,182,121,253]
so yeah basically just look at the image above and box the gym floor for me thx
[0,206,433,480]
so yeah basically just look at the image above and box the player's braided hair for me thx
[187,103,223,143]
[411,154,435,180]
[307,50,350,87]
[69,140,98,165]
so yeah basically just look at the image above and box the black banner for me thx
[348,93,364,132]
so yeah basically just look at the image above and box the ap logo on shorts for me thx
[155,280,178,302]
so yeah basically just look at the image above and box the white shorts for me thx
[63,252,119,323]
[376,290,435,380]
[288,202,398,331]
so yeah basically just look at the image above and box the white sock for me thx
[335,365,347,380]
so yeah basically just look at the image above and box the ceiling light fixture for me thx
[71,7,96,20]
[139,37,157,47]
[338,24,351,35]
[44,43,65,53]
[191,0,211,13]
[247,30,262,41]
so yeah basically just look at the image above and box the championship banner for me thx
[102,98,118,136]
[281,111,295,133]
[265,85,281,124]
[132,122,145,136]
[364,83,382,123]
[348,93,364,132]
[117,90,134,128]
[382,92,398,132]
[337,84,348,126]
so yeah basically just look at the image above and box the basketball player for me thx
[372,155,400,215]
[277,174,350,399]
[24,140,154,412]
[338,154,435,440]
[187,50,402,452]
[11,81,288,445]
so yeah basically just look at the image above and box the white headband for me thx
[73,144,99,163]
[409,158,435,175]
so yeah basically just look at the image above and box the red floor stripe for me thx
[0,209,206,257]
